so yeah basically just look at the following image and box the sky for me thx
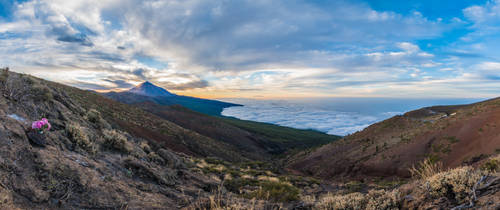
[1,0,500,99]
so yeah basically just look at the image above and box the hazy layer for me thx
[221,98,483,136]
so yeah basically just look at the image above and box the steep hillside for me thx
[0,70,236,208]
[289,98,500,179]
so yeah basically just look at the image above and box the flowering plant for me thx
[31,118,51,134]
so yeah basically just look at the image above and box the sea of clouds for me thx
[221,98,482,136]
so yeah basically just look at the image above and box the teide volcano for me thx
[128,81,175,97]
[104,81,240,116]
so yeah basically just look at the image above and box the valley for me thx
[0,70,499,209]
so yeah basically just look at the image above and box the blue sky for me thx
[1,0,500,98]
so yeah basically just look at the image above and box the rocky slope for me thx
[0,70,257,209]
[288,97,500,179]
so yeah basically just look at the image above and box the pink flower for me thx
[41,118,50,130]
[31,118,51,132]
[36,121,44,129]
[31,121,39,129]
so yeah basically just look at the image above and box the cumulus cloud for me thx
[0,0,499,97]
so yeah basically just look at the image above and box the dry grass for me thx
[410,158,443,180]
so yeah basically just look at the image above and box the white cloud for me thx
[1,0,497,98]
[397,42,420,53]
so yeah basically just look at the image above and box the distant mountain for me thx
[105,81,241,116]
[128,81,175,97]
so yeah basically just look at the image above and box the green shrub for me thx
[0,68,8,83]
[66,123,95,154]
[345,181,365,193]
[480,155,500,172]
[224,178,260,193]
[32,84,53,101]
[446,136,460,143]
[86,109,102,124]
[245,180,300,202]
[224,176,299,202]
[102,129,132,153]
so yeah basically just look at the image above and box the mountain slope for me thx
[288,98,500,179]
[134,102,340,158]
[0,70,237,209]
[105,81,240,116]
[59,84,250,162]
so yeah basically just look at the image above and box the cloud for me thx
[221,98,380,135]
[114,0,447,71]
[0,0,499,98]
[158,80,209,91]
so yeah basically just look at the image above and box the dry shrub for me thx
[426,166,484,203]
[139,141,152,153]
[410,158,443,179]
[102,129,132,153]
[365,189,401,210]
[66,123,96,154]
[315,189,401,210]
[85,108,111,129]
[147,152,165,165]
[189,185,272,210]
[257,175,280,183]
[157,148,184,168]
[316,192,366,210]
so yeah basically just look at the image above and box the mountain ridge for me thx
[104,81,241,116]
[128,81,175,97]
